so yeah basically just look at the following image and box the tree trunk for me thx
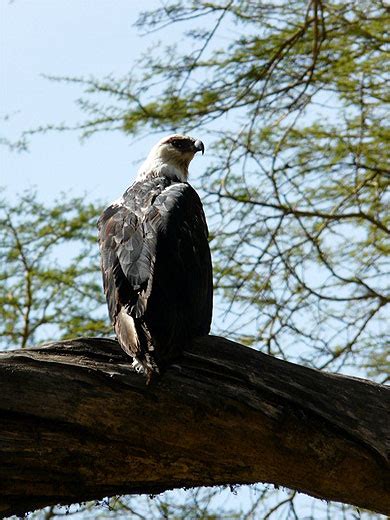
[0,336,389,517]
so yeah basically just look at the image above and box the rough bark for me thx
[0,336,389,517]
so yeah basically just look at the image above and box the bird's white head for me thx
[136,134,205,182]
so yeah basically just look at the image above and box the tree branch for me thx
[0,336,389,516]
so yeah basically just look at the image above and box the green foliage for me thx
[0,190,109,349]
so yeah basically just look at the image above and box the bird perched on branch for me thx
[98,135,213,382]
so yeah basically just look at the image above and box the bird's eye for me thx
[172,140,185,149]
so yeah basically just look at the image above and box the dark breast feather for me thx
[145,182,213,343]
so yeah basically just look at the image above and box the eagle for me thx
[98,134,213,381]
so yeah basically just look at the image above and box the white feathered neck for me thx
[136,137,196,182]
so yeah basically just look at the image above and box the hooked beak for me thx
[194,139,205,155]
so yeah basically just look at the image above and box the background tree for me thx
[2,0,389,518]
[0,191,107,348]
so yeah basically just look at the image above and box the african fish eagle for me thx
[98,134,213,381]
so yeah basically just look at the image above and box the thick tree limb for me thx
[0,336,389,517]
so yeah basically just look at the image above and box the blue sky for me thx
[1,0,195,203]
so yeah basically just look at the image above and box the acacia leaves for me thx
[0,190,109,349]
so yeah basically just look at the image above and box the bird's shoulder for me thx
[97,177,169,230]
[99,176,201,226]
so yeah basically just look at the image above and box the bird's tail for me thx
[115,308,159,382]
